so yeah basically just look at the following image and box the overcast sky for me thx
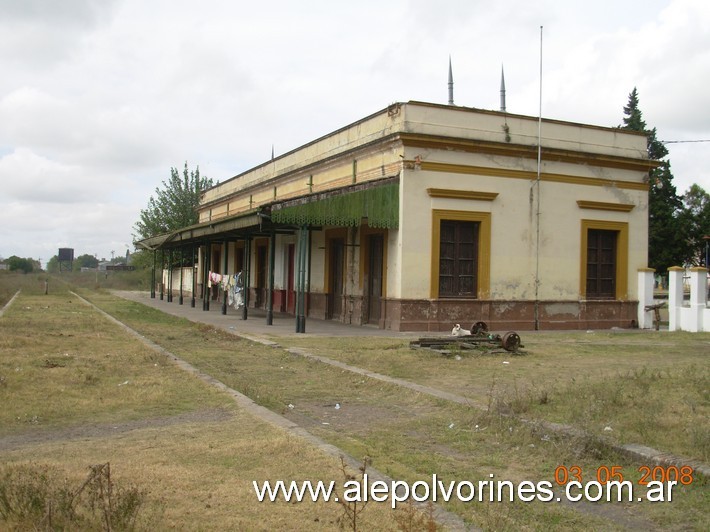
[1,0,708,265]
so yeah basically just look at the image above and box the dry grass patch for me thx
[74,289,709,530]
[0,272,45,307]
[0,283,411,530]
[77,290,440,420]
[2,409,403,531]
[278,332,710,461]
[318,402,708,531]
[0,292,231,433]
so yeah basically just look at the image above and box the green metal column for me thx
[294,229,301,332]
[150,250,156,299]
[307,227,312,321]
[167,248,173,302]
[159,250,164,301]
[241,238,251,320]
[179,247,184,305]
[222,240,228,315]
[266,230,275,325]
[203,243,211,311]
[304,226,309,332]
[191,245,196,308]
[296,225,307,333]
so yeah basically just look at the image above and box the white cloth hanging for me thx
[233,271,244,309]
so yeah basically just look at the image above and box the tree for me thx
[46,255,59,273]
[648,162,689,271]
[622,88,647,133]
[682,184,710,265]
[621,88,689,273]
[7,255,34,274]
[133,162,213,241]
[75,254,99,269]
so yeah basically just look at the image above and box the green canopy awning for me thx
[134,210,262,250]
[271,182,399,228]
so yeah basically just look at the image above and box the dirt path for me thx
[101,293,677,530]
[0,409,234,452]
[5,290,692,530]
[0,289,21,318]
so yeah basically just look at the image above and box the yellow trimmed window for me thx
[431,210,491,299]
[580,220,629,300]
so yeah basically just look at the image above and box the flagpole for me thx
[534,25,543,330]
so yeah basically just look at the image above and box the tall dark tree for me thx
[6,256,34,274]
[45,255,59,273]
[648,162,688,271]
[133,162,213,241]
[682,184,710,265]
[621,88,688,273]
[75,254,99,269]
[622,88,647,132]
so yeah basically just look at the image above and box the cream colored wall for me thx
[401,103,648,159]
[196,246,204,284]
[194,102,650,304]
[397,148,649,301]
[386,226,401,300]
[198,102,648,225]
[273,235,289,291]
[534,181,647,300]
[201,236,315,295]
[200,109,403,214]
[345,227,360,297]
[198,150,401,224]
[275,231,321,294]
[395,168,431,299]
[309,230,326,294]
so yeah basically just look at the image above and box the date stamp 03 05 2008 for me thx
[550,464,697,502]
[554,464,695,486]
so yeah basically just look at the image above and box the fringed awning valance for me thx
[271,182,399,228]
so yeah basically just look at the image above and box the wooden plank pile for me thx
[409,322,522,353]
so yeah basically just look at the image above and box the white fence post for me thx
[667,267,684,331]
[688,267,708,332]
[637,268,656,329]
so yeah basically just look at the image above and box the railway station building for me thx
[136,100,655,331]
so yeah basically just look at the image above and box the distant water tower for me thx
[58,248,74,272]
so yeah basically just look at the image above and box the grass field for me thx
[0,274,401,530]
[1,271,708,530]
[276,331,710,463]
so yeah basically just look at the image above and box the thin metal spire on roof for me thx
[500,65,506,112]
[271,144,274,161]
[448,56,454,105]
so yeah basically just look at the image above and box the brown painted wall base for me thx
[381,298,639,332]
[272,289,287,312]
[224,289,639,332]
[308,293,328,320]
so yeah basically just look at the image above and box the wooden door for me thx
[367,234,384,324]
[327,238,345,320]
[255,244,267,307]
[586,229,617,299]
[211,248,221,300]
[287,244,295,313]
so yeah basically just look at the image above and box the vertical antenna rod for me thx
[500,65,507,112]
[448,56,454,105]
[534,25,543,330]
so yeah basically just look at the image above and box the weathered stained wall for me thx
[189,101,652,330]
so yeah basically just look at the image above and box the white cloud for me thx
[0,199,137,263]
[0,0,708,261]
[0,148,95,203]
